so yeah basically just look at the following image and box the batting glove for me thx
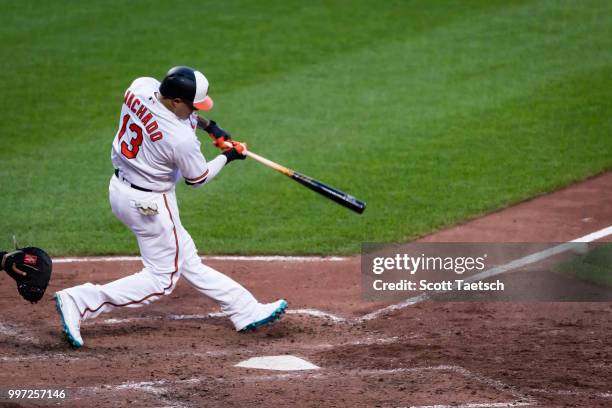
[223,141,247,163]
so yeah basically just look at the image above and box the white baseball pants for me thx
[62,175,261,330]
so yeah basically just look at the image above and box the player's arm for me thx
[175,138,244,188]
[175,138,222,188]
[196,116,231,150]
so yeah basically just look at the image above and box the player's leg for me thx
[59,266,179,317]
[181,256,288,331]
[163,192,287,331]
[55,176,181,347]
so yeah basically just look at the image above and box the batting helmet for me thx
[159,66,214,111]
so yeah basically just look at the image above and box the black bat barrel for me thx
[291,172,366,214]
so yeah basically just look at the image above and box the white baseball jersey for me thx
[111,77,225,192]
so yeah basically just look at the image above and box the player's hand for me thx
[222,140,248,163]
[227,140,247,155]
[204,120,232,149]
[1,251,27,276]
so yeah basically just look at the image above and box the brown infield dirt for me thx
[1,172,611,408]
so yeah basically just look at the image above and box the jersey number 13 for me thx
[117,114,143,159]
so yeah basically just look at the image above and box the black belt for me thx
[114,169,153,192]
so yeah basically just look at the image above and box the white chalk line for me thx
[570,225,612,243]
[286,308,348,322]
[528,387,612,399]
[360,225,612,321]
[0,353,83,362]
[90,308,349,326]
[54,255,348,264]
[167,309,348,323]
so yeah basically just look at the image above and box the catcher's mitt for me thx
[1,247,52,303]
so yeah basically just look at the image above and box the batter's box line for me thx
[527,387,612,399]
[434,365,529,401]
[87,308,350,326]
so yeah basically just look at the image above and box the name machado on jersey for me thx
[111,77,226,192]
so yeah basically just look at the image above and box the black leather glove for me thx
[222,141,247,163]
[2,248,52,303]
[223,148,247,163]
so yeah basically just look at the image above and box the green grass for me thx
[0,0,611,255]
[556,245,612,288]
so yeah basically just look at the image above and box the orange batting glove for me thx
[222,140,248,163]
[213,137,229,150]
[228,140,247,154]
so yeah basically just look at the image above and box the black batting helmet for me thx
[159,66,214,110]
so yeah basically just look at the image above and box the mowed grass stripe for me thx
[0,0,502,146]
[0,0,610,255]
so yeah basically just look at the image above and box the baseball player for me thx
[54,66,287,348]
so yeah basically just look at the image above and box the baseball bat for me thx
[245,149,367,214]
[197,121,366,213]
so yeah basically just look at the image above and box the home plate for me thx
[235,355,320,371]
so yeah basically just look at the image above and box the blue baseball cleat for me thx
[239,299,288,332]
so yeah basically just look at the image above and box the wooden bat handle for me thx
[218,140,293,177]
[245,150,294,177]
